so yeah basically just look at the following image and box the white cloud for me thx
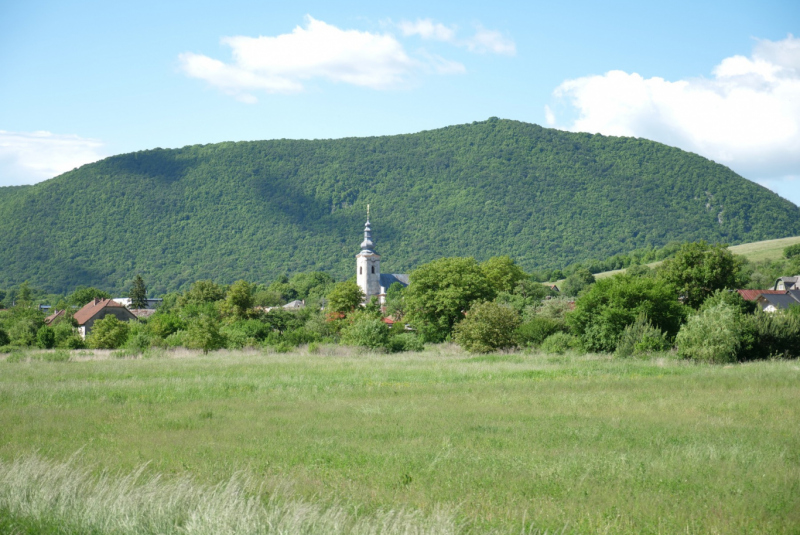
[0,131,104,186]
[466,26,516,56]
[396,18,516,56]
[180,16,464,102]
[398,19,456,42]
[548,35,800,196]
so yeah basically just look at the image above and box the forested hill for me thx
[1,118,799,294]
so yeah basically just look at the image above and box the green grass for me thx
[728,235,800,262]
[1,346,799,533]
[588,235,800,281]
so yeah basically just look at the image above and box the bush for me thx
[64,335,86,349]
[52,321,77,348]
[387,332,425,353]
[8,318,40,347]
[124,322,154,353]
[453,301,521,353]
[615,313,670,358]
[0,327,10,347]
[36,326,56,349]
[675,303,742,363]
[147,313,186,339]
[341,316,389,350]
[87,316,131,349]
[515,317,568,347]
[540,332,582,354]
[699,289,755,315]
[784,243,800,259]
[738,312,800,360]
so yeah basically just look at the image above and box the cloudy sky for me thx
[1,0,799,204]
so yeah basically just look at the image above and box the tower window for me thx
[359,266,362,275]
[371,266,375,274]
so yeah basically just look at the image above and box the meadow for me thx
[1,346,798,534]
[591,235,800,280]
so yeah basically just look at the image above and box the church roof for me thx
[380,273,409,288]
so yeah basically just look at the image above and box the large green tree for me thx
[657,241,747,308]
[68,286,111,307]
[326,281,364,314]
[404,257,495,342]
[480,256,529,294]
[225,280,254,318]
[568,274,686,352]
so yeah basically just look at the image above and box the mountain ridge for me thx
[1,118,798,294]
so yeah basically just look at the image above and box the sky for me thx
[1,0,799,204]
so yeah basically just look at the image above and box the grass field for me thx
[589,235,800,280]
[1,346,799,533]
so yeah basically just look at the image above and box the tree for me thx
[225,280,254,318]
[326,281,364,314]
[68,286,111,307]
[87,316,130,349]
[186,314,225,354]
[179,280,225,306]
[568,274,686,352]
[658,241,747,308]
[16,282,32,306]
[560,268,595,297]
[289,271,334,299]
[454,301,521,353]
[128,275,148,309]
[404,257,495,342]
[784,243,800,259]
[480,256,529,294]
[384,282,406,319]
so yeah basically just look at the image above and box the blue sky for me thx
[1,0,799,204]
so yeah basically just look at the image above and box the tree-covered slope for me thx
[1,118,798,294]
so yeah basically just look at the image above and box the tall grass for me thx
[1,347,798,533]
[0,454,459,535]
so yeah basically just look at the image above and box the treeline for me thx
[2,118,798,294]
[2,241,799,362]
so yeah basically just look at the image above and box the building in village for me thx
[774,276,800,291]
[756,290,800,313]
[73,298,137,338]
[355,207,408,304]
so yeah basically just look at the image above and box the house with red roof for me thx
[73,298,137,338]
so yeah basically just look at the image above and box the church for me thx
[356,207,408,304]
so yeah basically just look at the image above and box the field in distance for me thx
[1,347,798,534]
[591,235,800,280]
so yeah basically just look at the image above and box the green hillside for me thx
[1,118,799,294]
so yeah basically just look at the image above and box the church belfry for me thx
[356,205,381,302]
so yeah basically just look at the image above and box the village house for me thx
[773,276,800,291]
[73,298,137,338]
[756,290,800,313]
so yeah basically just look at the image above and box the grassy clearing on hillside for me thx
[1,346,799,533]
[728,235,800,262]
[588,235,800,280]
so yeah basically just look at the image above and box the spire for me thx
[359,205,375,253]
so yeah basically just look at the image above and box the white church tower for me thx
[356,205,381,303]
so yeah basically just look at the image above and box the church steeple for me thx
[356,204,381,302]
[360,204,375,253]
